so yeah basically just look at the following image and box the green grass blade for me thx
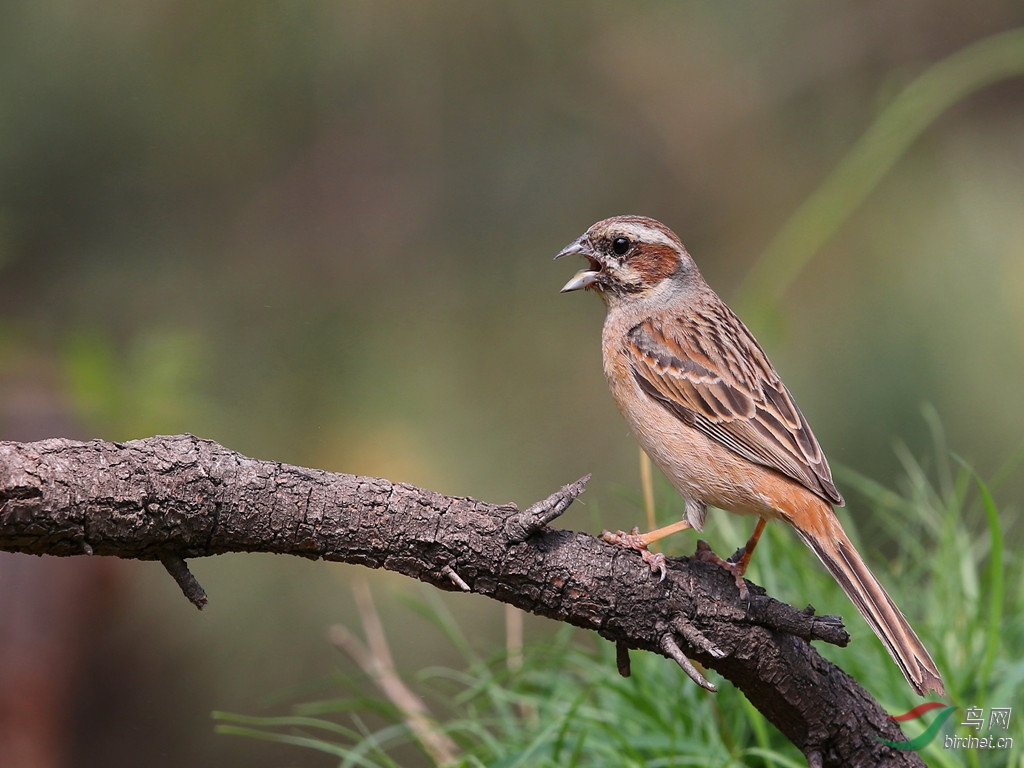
[958,462,1005,689]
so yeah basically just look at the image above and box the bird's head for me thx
[555,216,698,305]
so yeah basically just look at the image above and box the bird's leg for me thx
[694,517,767,600]
[601,518,693,581]
[729,517,767,572]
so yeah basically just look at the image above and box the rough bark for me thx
[0,435,924,767]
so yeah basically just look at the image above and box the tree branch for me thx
[0,435,923,767]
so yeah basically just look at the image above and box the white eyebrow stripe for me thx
[615,222,677,249]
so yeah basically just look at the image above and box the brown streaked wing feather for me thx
[627,310,843,506]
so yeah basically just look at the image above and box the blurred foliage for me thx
[735,26,1024,327]
[1,2,1023,766]
[63,326,212,436]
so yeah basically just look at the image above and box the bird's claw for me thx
[641,548,667,581]
[601,527,667,581]
[694,539,750,600]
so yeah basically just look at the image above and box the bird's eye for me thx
[612,236,631,255]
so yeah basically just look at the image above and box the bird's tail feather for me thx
[792,510,944,697]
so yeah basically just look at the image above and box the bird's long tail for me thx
[790,500,944,697]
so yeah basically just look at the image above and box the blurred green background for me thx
[1,2,1022,766]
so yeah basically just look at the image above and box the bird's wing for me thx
[626,308,843,506]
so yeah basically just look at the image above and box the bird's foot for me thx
[601,527,667,581]
[694,540,750,600]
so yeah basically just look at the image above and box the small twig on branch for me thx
[440,564,471,592]
[504,473,590,542]
[615,641,631,678]
[660,632,716,692]
[745,596,849,646]
[672,615,725,660]
[159,553,208,610]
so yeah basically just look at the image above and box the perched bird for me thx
[557,215,944,697]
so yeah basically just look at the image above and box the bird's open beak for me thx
[555,236,602,293]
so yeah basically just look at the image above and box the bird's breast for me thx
[601,323,791,521]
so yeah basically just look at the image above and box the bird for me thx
[556,214,944,697]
